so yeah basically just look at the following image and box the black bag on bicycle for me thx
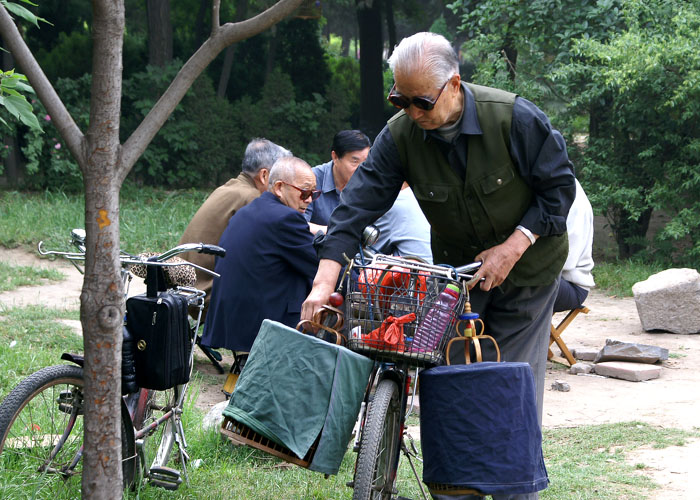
[125,261,191,391]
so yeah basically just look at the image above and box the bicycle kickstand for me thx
[401,434,429,500]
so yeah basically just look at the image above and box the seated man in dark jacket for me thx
[201,156,320,354]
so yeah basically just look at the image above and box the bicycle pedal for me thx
[57,390,82,415]
[148,466,182,490]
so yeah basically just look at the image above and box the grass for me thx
[0,186,678,298]
[542,423,699,500]
[0,262,65,292]
[1,305,700,498]
[592,259,667,297]
[122,420,697,500]
[0,186,208,255]
[1,188,698,497]
[0,304,82,394]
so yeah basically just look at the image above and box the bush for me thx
[229,68,350,168]
[121,61,238,187]
[19,75,91,192]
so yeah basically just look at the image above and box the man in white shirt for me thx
[554,178,595,312]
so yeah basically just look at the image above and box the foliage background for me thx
[2,0,700,265]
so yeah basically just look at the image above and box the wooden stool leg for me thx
[549,307,589,367]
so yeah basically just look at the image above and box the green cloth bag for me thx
[223,319,374,475]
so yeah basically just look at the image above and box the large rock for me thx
[632,268,700,334]
[202,400,228,431]
[594,338,669,364]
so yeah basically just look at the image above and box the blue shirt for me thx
[303,160,339,225]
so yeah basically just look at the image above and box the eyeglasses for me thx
[280,181,322,201]
[387,78,451,111]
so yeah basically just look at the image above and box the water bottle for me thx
[411,283,460,352]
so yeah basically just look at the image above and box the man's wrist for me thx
[515,225,536,246]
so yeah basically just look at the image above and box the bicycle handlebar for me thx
[365,254,482,282]
[38,230,224,279]
[198,244,226,257]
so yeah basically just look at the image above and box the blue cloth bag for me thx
[419,362,548,495]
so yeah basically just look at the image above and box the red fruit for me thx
[329,292,344,307]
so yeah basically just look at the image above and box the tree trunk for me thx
[2,133,22,187]
[609,205,652,258]
[217,0,248,98]
[265,25,278,84]
[502,34,518,81]
[80,3,126,497]
[384,0,395,53]
[147,0,172,67]
[356,0,384,140]
[194,0,209,49]
[0,1,306,497]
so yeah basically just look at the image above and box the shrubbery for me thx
[13,60,353,191]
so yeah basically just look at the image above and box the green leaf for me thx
[2,94,42,132]
[1,87,22,97]
[3,1,46,28]
[13,80,34,93]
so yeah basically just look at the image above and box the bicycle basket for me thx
[344,263,464,368]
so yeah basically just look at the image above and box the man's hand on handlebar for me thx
[472,230,532,291]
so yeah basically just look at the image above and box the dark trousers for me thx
[437,278,559,500]
[553,277,588,313]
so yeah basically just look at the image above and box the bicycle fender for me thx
[60,352,84,367]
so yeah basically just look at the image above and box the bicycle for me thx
[0,228,224,493]
[338,253,482,500]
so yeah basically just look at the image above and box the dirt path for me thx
[2,246,698,497]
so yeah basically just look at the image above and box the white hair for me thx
[387,32,459,89]
[268,157,311,189]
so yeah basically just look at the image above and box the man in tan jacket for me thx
[179,138,291,320]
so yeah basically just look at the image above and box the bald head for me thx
[269,157,317,214]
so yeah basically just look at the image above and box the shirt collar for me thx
[424,82,482,141]
[239,171,258,187]
[319,160,338,194]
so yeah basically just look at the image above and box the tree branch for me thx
[0,5,86,167]
[211,0,220,34]
[119,0,303,181]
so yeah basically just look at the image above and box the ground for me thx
[1,245,698,498]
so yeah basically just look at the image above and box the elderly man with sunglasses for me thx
[302,32,575,499]
[179,138,291,321]
[201,156,320,356]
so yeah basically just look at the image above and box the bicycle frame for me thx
[22,229,225,489]
[344,252,481,500]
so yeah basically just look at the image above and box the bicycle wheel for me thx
[0,365,136,494]
[353,378,403,500]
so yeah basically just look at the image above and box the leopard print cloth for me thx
[129,252,197,288]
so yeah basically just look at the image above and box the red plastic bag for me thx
[363,313,416,352]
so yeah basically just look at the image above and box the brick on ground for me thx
[572,347,598,361]
[594,361,661,382]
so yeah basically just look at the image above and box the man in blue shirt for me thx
[304,130,371,233]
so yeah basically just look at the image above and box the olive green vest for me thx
[387,83,567,286]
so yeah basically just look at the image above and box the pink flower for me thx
[44,114,51,121]
[54,143,61,150]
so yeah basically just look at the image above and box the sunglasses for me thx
[387,78,450,111]
[281,181,322,201]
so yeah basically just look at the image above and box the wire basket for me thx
[344,263,464,368]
